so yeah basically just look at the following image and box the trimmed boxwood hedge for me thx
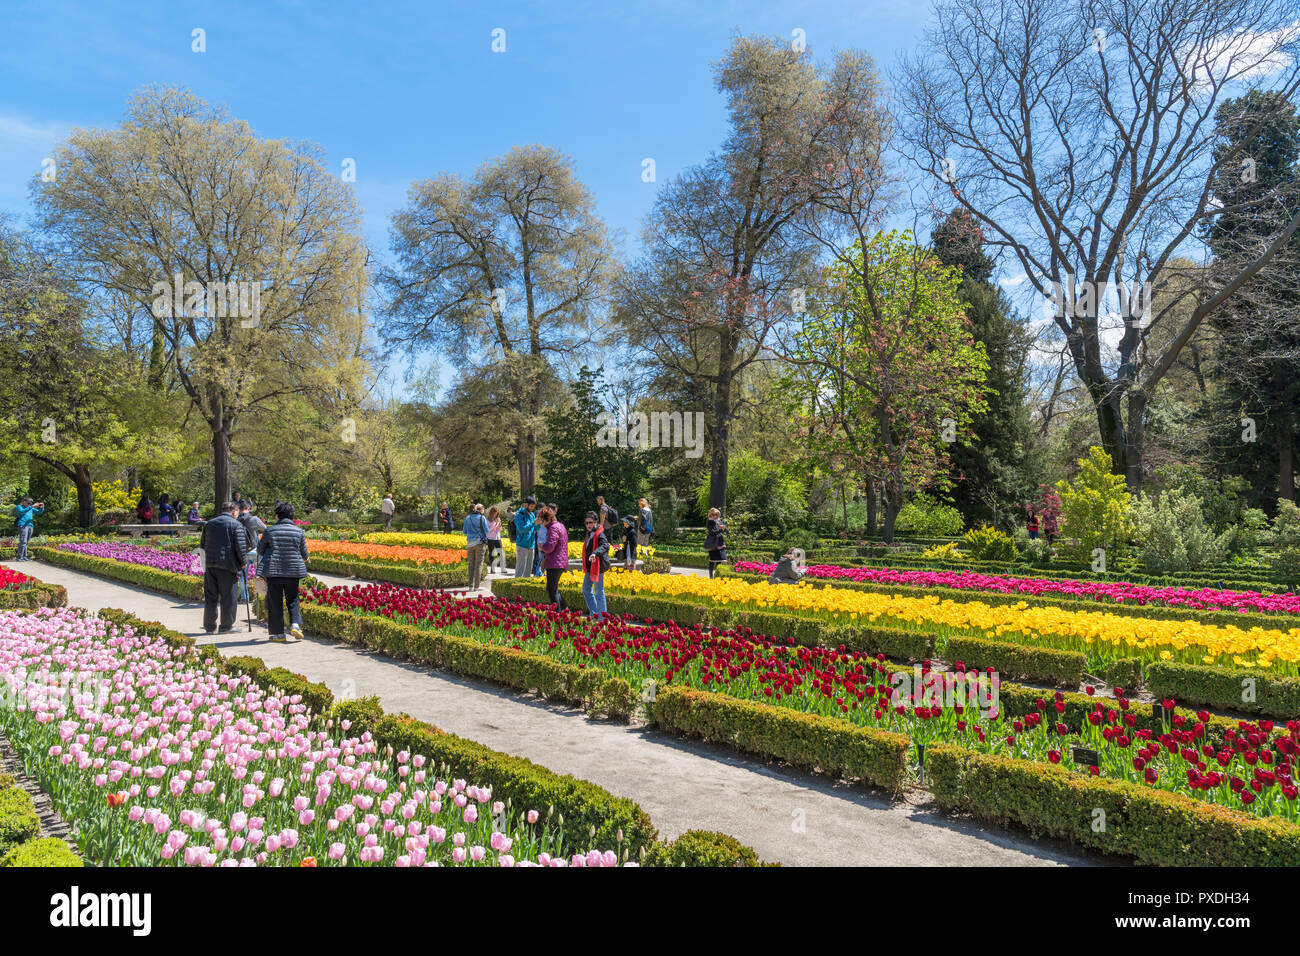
[646,685,909,793]
[944,635,1085,687]
[306,553,471,589]
[643,829,767,867]
[0,575,67,610]
[926,742,1300,866]
[1145,661,1300,719]
[33,546,202,600]
[0,837,83,867]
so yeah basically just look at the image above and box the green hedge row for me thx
[94,607,753,865]
[0,782,40,857]
[1,836,83,867]
[1145,661,1300,719]
[646,686,909,792]
[306,554,471,589]
[33,546,203,600]
[943,635,1085,687]
[0,577,67,611]
[926,742,1300,865]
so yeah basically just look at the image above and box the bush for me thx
[644,830,765,867]
[895,494,965,536]
[640,557,672,574]
[0,837,82,868]
[944,635,1085,687]
[776,528,819,558]
[0,786,40,857]
[963,525,1017,562]
[1273,548,1300,590]
[1055,446,1132,563]
[1130,490,1226,573]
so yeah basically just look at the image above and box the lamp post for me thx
[433,459,443,530]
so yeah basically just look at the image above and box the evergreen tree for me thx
[535,368,649,525]
[931,208,1037,527]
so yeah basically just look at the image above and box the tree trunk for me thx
[212,423,233,510]
[517,438,536,495]
[707,352,735,513]
[881,492,900,544]
[126,467,138,492]
[1124,390,1146,494]
[1280,398,1296,505]
[865,478,878,536]
[73,464,95,528]
[1093,390,1133,490]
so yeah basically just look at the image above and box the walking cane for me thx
[242,564,253,633]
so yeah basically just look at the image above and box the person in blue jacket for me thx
[13,497,44,560]
[513,496,537,577]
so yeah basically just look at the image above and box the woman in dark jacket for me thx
[704,507,728,578]
[257,501,310,643]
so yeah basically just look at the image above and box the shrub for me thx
[644,830,765,867]
[1130,490,1226,573]
[895,494,965,536]
[921,541,962,560]
[640,557,672,574]
[0,837,82,868]
[1273,548,1300,590]
[1055,446,1132,563]
[776,528,820,558]
[963,525,1017,562]
[0,786,40,856]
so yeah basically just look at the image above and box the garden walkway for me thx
[4,558,1104,868]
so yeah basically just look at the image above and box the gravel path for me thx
[3,558,1105,868]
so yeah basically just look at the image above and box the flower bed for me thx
[0,568,31,590]
[0,607,648,867]
[55,541,257,579]
[734,561,1300,616]
[309,539,466,566]
[584,569,1300,673]
[0,567,68,611]
[300,582,1300,826]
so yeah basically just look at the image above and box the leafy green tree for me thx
[780,230,989,541]
[1130,490,1227,573]
[1054,447,1133,563]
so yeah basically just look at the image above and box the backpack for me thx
[508,515,518,542]
[638,509,651,534]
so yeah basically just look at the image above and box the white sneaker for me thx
[289,625,304,641]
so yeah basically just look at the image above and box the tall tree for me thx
[379,145,616,495]
[35,86,369,511]
[1205,90,1300,506]
[931,208,1037,526]
[617,35,892,512]
[779,230,990,541]
[897,0,1300,490]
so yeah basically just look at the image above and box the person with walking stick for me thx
[258,501,310,643]
[200,501,248,633]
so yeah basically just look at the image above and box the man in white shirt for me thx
[381,493,395,529]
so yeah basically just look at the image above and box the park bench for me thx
[115,523,188,538]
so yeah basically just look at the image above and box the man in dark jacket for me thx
[199,501,248,633]
[257,501,311,642]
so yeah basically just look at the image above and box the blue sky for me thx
[0,0,934,390]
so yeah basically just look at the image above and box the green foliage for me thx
[1,837,82,868]
[0,785,40,856]
[537,367,649,519]
[694,450,806,534]
[644,830,765,867]
[1130,490,1227,573]
[776,528,820,557]
[1055,447,1133,562]
[962,525,1016,561]
[895,494,965,536]
[943,635,1085,687]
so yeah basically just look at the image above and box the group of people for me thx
[199,498,308,643]
[1025,508,1058,543]
[134,494,204,525]
[494,495,655,620]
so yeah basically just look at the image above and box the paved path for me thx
[4,558,1104,867]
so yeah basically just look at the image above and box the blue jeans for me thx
[582,573,606,619]
[16,525,33,560]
